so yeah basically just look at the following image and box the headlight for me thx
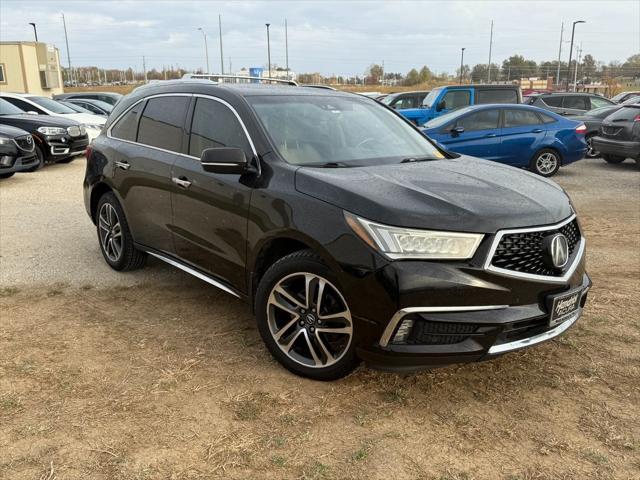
[0,137,11,145]
[344,212,483,260]
[37,126,66,135]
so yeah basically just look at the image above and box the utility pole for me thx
[197,27,210,73]
[143,56,148,83]
[285,18,289,80]
[487,20,493,83]
[566,20,585,91]
[218,15,224,74]
[61,13,73,85]
[556,22,564,88]
[459,47,465,84]
[229,57,232,75]
[28,22,38,42]
[381,59,385,85]
[265,23,271,78]
[573,43,583,92]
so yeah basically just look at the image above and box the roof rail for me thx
[182,73,298,86]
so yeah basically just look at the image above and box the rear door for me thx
[560,95,589,115]
[170,95,255,290]
[498,108,548,165]
[437,108,501,159]
[108,94,190,253]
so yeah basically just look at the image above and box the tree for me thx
[456,64,470,83]
[365,64,384,84]
[404,68,421,86]
[418,65,432,83]
[501,55,538,80]
[581,54,597,82]
[622,54,640,78]
[470,63,500,82]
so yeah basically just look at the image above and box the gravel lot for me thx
[1,156,639,479]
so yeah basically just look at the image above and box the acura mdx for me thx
[84,80,591,380]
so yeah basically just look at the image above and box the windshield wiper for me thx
[308,161,349,168]
[400,156,439,163]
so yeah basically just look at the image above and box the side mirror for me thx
[451,126,465,136]
[200,147,251,174]
[27,111,40,115]
[436,101,446,112]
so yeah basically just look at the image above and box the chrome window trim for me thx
[483,214,585,284]
[106,92,258,160]
[380,305,509,347]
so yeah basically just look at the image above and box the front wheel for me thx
[255,250,359,380]
[530,149,561,177]
[585,135,599,158]
[25,145,45,172]
[602,154,626,164]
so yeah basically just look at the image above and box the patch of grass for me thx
[270,455,286,467]
[351,439,375,462]
[0,393,23,412]
[280,413,296,425]
[231,391,271,421]
[301,461,330,480]
[0,286,20,297]
[353,407,370,427]
[581,448,609,465]
[380,387,409,405]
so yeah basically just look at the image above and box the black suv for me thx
[84,80,591,380]
[0,98,89,170]
[525,93,615,116]
[592,105,640,164]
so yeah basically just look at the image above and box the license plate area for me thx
[548,289,582,327]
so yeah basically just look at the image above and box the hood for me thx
[0,114,82,127]
[58,113,106,125]
[295,157,572,233]
[0,124,30,137]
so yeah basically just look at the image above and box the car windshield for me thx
[248,95,443,166]
[422,88,442,108]
[0,98,27,115]
[423,106,475,128]
[28,96,77,114]
[381,94,398,105]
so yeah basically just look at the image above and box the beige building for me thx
[0,41,64,96]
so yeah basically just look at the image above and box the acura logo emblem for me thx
[546,233,569,269]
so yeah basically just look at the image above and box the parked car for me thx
[610,91,640,104]
[567,105,625,157]
[0,124,39,179]
[524,92,615,116]
[381,91,429,110]
[0,98,89,169]
[64,98,113,116]
[422,104,587,176]
[84,81,590,380]
[398,84,522,125]
[0,92,105,141]
[54,91,123,106]
[592,105,640,164]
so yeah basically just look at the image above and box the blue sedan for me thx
[422,104,588,176]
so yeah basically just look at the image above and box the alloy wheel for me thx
[536,152,558,175]
[98,203,123,262]
[585,137,599,158]
[267,272,353,368]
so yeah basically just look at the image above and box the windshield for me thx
[248,95,443,166]
[422,88,442,108]
[28,96,77,114]
[423,106,474,128]
[381,94,397,105]
[0,98,27,115]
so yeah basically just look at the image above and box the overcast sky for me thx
[1,0,638,76]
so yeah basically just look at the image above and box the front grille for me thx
[405,319,478,345]
[490,218,581,277]
[14,135,34,152]
[601,125,622,137]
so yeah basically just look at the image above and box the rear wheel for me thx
[255,250,359,380]
[0,172,15,179]
[585,134,599,158]
[96,192,147,271]
[602,154,626,164]
[530,149,560,177]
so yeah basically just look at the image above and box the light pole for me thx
[459,47,465,84]
[218,15,224,75]
[566,20,585,91]
[265,23,271,79]
[28,22,38,42]
[197,27,210,74]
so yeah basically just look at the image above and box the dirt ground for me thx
[1,157,639,480]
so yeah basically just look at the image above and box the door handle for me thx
[485,133,497,138]
[172,176,192,189]
[115,160,130,170]
[531,129,543,133]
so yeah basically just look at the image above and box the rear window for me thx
[503,109,543,127]
[137,96,190,152]
[562,96,588,110]
[606,107,640,122]
[476,89,518,104]
[541,96,563,107]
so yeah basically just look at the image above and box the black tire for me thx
[25,145,45,172]
[255,250,359,380]
[530,148,561,177]
[0,172,15,179]
[585,134,599,158]
[602,154,626,164]
[96,192,146,271]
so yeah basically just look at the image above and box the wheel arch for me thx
[89,182,115,224]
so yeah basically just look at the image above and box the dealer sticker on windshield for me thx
[549,289,582,327]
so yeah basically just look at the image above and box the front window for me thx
[589,96,613,109]
[28,96,77,114]
[381,94,397,106]
[422,88,442,108]
[248,95,443,166]
[0,98,27,115]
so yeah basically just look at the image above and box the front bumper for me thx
[43,134,90,160]
[592,136,640,159]
[0,152,39,173]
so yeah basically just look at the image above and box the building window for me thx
[0,64,6,84]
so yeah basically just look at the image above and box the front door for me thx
[439,108,501,160]
[171,96,255,291]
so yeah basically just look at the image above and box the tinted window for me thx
[442,90,471,110]
[0,98,27,115]
[111,102,143,141]
[541,96,563,107]
[562,96,588,110]
[504,109,543,127]
[189,97,252,158]
[476,89,518,104]
[137,96,189,152]
[589,96,613,109]
[3,97,45,113]
[456,109,500,131]
[391,95,416,109]
[606,107,639,122]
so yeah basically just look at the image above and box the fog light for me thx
[0,155,15,167]
[392,318,414,344]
